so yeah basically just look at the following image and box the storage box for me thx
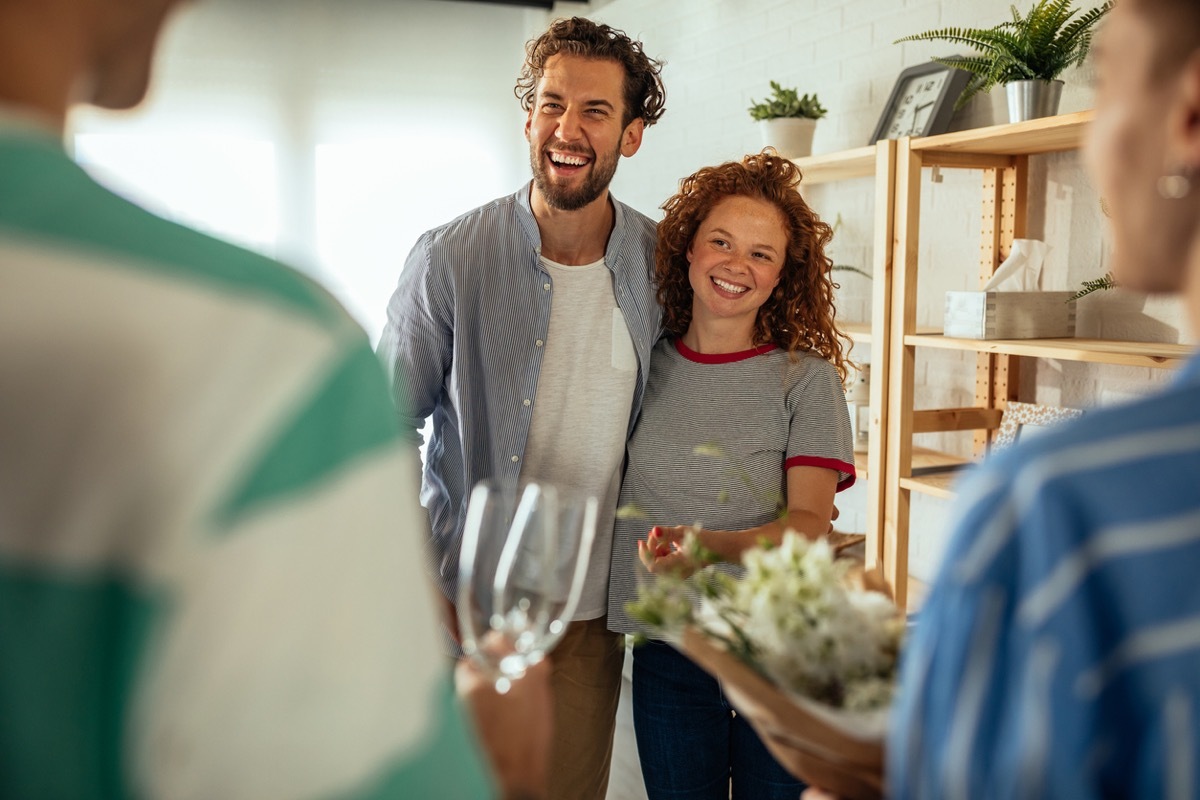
[943,291,1076,340]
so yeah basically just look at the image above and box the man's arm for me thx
[377,234,461,639]
[377,233,453,445]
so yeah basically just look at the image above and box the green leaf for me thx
[832,265,874,280]
[748,82,827,120]
[1069,271,1116,301]
[693,442,727,459]
[896,0,1112,100]
[615,502,647,520]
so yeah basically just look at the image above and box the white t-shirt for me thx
[519,256,637,619]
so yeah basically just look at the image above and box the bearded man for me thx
[378,15,666,800]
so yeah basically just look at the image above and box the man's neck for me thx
[530,187,615,266]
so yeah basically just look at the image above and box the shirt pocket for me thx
[611,308,637,371]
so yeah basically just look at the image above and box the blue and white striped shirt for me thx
[378,182,661,598]
[889,353,1200,799]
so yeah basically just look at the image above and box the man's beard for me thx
[530,143,621,211]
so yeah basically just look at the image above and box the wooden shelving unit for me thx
[790,110,1184,611]
[880,109,1181,609]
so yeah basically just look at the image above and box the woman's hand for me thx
[637,525,699,577]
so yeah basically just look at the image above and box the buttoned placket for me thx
[509,262,553,471]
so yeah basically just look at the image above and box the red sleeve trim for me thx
[785,455,857,492]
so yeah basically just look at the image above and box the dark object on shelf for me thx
[869,60,971,144]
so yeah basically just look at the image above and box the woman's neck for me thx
[681,318,758,355]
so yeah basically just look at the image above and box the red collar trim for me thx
[674,339,778,364]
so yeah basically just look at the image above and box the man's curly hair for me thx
[656,150,851,381]
[514,17,666,129]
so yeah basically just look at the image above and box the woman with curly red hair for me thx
[606,150,857,800]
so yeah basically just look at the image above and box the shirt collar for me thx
[517,180,631,271]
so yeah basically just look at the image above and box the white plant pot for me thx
[757,117,817,159]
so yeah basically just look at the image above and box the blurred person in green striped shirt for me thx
[0,1,549,798]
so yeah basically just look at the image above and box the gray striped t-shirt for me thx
[607,337,855,634]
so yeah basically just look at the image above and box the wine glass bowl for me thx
[457,479,598,692]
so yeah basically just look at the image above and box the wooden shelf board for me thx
[905,332,1190,369]
[792,145,877,184]
[911,109,1094,157]
[901,471,961,500]
[842,322,940,343]
[899,447,971,500]
[841,321,871,343]
[911,447,970,472]
[853,450,869,480]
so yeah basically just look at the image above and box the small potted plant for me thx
[895,0,1112,123]
[748,81,827,159]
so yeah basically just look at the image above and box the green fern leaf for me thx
[1069,271,1116,301]
[898,0,1113,90]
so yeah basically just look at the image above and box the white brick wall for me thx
[556,0,1186,578]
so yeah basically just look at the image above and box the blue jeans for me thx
[632,640,805,800]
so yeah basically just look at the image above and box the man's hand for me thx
[456,654,552,800]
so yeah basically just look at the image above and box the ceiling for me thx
[434,0,562,8]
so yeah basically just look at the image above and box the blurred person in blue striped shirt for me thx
[378,16,667,800]
[798,1,1200,797]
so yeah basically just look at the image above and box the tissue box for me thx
[944,291,1076,340]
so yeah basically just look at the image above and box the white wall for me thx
[570,0,1189,579]
[69,0,1189,581]
[71,0,536,342]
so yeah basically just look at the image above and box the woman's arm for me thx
[639,465,839,575]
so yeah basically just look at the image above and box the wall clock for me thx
[869,60,971,144]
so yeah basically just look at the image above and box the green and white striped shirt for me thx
[0,114,491,799]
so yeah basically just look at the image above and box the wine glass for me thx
[457,479,598,693]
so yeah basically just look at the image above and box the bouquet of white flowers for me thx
[626,531,903,798]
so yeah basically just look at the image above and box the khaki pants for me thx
[546,617,625,800]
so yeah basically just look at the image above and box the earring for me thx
[1157,166,1196,200]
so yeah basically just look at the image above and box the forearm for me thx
[696,509,829,564]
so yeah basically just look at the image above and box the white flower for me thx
[632,530,904,711]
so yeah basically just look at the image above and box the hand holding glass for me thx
[457,480,598,693]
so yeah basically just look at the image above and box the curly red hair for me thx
[656,150,851,380]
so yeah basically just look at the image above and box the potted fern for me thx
[748,81,827,159]
[895,0,1112,123]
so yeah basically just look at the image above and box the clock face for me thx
[883,70,949,138]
